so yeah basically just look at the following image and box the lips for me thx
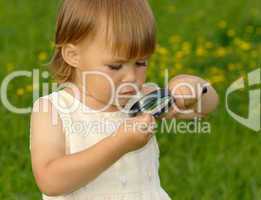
[120,90,136,95]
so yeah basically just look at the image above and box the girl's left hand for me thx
[160,74,219,120]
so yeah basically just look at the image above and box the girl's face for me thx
[74,30,149,110]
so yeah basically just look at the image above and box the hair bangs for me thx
[103,0,157,60]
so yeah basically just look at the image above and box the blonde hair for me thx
[50,0,157,84]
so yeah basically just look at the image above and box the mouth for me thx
[121,91,136,95]
[120,90,137,95]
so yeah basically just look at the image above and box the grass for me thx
[0,0,260,199]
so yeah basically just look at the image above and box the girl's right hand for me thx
[115,113,157,153]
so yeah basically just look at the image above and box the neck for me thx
[69,83,120,112]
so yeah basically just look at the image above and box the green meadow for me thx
[0,0,260,199]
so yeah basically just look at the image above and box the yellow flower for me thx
[175,63,183,70]
[210,75,225,84]
[196,47,206,57]
[6,63,14,72]
[228,63,237,71]
[170,67,176,77]
[239,41,251,51]
[209,66,224,75]
[184,68,195,74]
[227,29,235,37]
[217,20,227,29]
[208,66,225,84]
[38,52,48,62]
[181,42,192,54]
[156,45,169,55]
[233,37,241,45]
[215,47,227,57]
[205,42,214,49]
[169,35,181,44]
[234,38,251,50]
[26,85,33,92]
[175,51,185,60]
[16,88,25,96]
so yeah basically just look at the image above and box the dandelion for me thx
[175,63,183,70]
[233,38,251,51]
[196,46,206,57]
[38,51,48,62]
[156,45,169,56]
[228,63,237,71]
[181,42,192,55]
[175,51,185,60]
[215,47,227,57]
[239,41,251,51]
[16,88,25,96]
[170,67,176,77]
[217,20,227,29]
[6,63,14,72]
[210,75,225,84]
[209,66,224,75]
[233,37,241,45]
[26,85,33,92]
[205,42,214,49]
[184,68,195,74]
[208,66,225,84]
[169,35,181,44]
[227,29,235,37]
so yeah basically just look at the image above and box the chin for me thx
[112,98,130,108]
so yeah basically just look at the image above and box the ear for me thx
[61,44,80,68]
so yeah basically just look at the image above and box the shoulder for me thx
[32,90,68,113]
[31,92,65,131]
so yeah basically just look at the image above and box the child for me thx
[30,0,219,199]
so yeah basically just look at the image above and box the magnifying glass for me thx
[123,86,208,118]
[123,88,174,118]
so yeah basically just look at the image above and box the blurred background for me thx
[0,0,260,199]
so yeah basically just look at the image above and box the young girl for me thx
[30,0,219,199]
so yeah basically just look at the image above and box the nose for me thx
[122,66,136,83]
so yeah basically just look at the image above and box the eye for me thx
[136,60,148,67]
[107,64,123,70]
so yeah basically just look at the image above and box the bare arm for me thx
[30,98,128,196]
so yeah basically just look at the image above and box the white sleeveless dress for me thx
[30,89,172,200]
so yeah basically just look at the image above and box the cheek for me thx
[136,67,147,83]
[87,76,113,100]
[84,69,118,101]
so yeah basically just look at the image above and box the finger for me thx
[171,87,185,110]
